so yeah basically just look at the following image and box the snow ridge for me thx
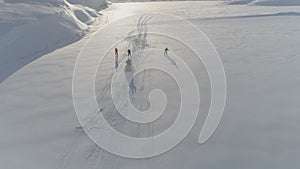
[0,0,108,82]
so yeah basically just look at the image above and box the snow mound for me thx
[226,0,300,6]
[0,0,107,82]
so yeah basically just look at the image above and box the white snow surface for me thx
[0,0,107,82]
[1,1,300,169]
[68,0,109,10]
[227,0,300,6]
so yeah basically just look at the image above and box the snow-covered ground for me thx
[1,0,300,169]
[0,0,108,82]
[227,0,300,6]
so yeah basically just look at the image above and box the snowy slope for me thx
[0,0,107,82]
[68,0,110,10]
[1,1,300,169]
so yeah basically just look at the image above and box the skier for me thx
[127,49,131,57]
[115,47,119,56]
[164,48,169,55]
[114,47,119,68]
[124,49,132,71]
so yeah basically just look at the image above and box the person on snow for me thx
[115,47,119,56]
[125,49,132,72]
[114,47,119,68]
[164,48,169,55]
[127,49,131,57]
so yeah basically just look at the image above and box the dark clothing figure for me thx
[127,49,131,57]
[164,48,169,55]
[115,47,119,68]
[115,48,119,56]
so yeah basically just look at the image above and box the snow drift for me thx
[226,0,300,6]
[0,0,108,82]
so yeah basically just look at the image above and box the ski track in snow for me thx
[56,128,82,169]
[90,15,154,169]
[54,14,155,169]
